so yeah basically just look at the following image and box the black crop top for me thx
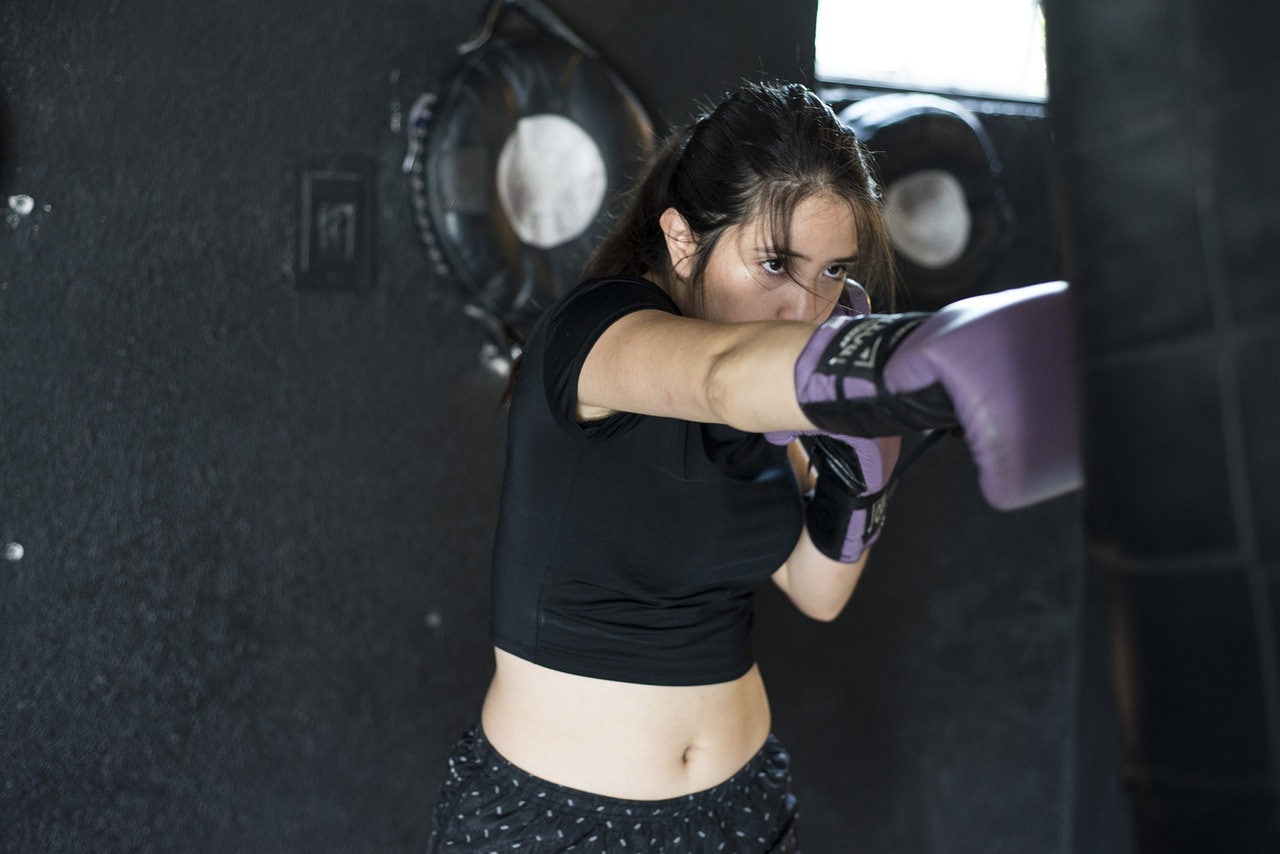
[489,276,805,686]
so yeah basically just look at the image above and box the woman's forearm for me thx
[772,530,868,622]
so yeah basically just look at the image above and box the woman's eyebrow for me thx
[755,246,859,264]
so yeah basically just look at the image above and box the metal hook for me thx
[464,303,522,376]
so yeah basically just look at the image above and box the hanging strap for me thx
[457,0,599,58]
[881,427,959,505]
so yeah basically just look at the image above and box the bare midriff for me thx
[480,647,772,801]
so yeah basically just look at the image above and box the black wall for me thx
[1,2,1106,851]
[1,2,503,849]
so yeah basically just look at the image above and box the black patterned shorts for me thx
[427,726,801,852]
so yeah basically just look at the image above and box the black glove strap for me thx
[881,427,956,500]
[802,428,956,560]
[801,435,889,559]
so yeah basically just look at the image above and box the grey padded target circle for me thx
[883,169,972,270]
[496,114,608,249]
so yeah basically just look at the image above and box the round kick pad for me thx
[883,169,971,269]
[840,94,1010,309]
[496,114,608,249]
[424,35,653,342]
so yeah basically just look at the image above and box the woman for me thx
[430,81,900,852]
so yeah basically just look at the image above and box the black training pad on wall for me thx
[423,34,652,344]
[840,94,1012,309]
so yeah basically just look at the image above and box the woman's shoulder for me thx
[532,275,680,353]
[516,275,676,440]
[553,275,677,318]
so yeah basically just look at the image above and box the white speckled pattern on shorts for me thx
[427,727,800,853]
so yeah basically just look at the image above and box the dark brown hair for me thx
[582,81,898,312]
[504,82,897,403]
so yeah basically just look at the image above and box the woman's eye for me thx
[824,264,848,279]
[762,258,786,275]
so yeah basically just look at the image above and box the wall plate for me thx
[296,155,376,291]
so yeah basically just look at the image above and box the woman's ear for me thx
[659,207,698,279]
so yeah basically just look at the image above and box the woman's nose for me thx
[777,284,821,322]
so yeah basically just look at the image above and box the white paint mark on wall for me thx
[8,194,35,216]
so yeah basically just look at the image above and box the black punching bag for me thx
[1044,0,1280,850]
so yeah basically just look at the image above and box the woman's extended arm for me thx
[576,310,819,432]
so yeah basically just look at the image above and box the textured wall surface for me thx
[0,2,501,850]
[1,1,1099,851]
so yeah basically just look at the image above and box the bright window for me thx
[815,0,1047,101]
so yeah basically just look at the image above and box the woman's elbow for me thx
[701,348,738,425]
[792,596,850,623]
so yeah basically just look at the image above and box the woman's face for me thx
[671,194,861,324]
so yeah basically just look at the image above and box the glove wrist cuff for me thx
[806,482,889,563]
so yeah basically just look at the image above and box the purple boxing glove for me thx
[801,432,900,561]
[768,276,898,559]
[765,279,873,448]
[794,281,1082,511]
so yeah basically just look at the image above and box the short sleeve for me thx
[539,276,679,440]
